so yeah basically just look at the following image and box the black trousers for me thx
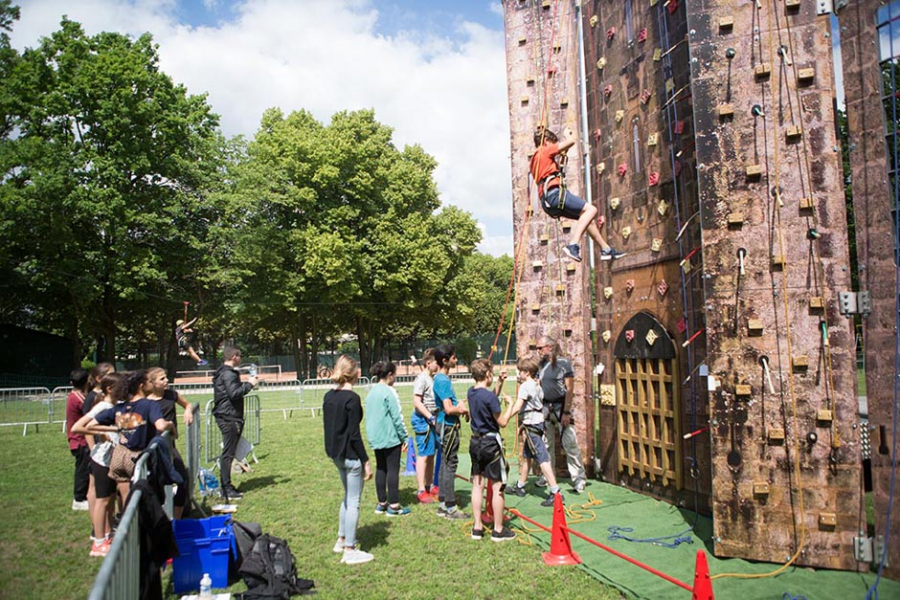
[71,445,90,502]
[374,444,402,505]
[216,419,242,489]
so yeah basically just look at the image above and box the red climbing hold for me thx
[641,89,652,104]
[603,84,613,98]
[649,172,660,186]
[638,27,648,43]
[625,330,635,342]
[607,27,616,40]
[657,280,669,297]
[674,119,686,135]
[617,163,628,177]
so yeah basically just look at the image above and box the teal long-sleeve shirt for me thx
[364,383,408,450]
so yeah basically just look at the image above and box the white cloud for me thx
[11,0,514,256]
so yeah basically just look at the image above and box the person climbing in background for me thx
[530,125,625,263]
[175,316,208,366]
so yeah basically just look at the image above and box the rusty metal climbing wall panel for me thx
[840,0,900,579]
[583,0,708,510]
[502,0,594,473]
[687,1,862,570]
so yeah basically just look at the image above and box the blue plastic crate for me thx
[172,516,236,594]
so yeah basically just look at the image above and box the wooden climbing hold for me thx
[818,513,837,528]
[792,355,810,370]
[521,95,529,106]
[645,330,659,346]
[816,409,834,422]
[658,200,669,216]
[651,238,662,252]
[590,15,599,27]
[797,67,815,82]
[755,63,771,78]
[809,296,825,310]
[528,339,538,349]
[603,286,614,299]
[785,0,801,8]
[735,384,752,397]
[561,222,571,233]
[648,133,658,146]
[539,233,549,244]
[768,429,786,443]
[772,254,785,268]
[609,197,621,209]
[753,482,770,496]
[745,164,763,178]
[518,37,527,46]
[555,284,566,295]
[621,226,632,240]
[727,212,744,227]
[653,47,662,61]
[596,162,606,174]
[531,303,541,313]
[566,263,576,273]
[601,330,612,343]
[748,319,764,335]
[596,57,606,70]
[719,16,734,30]
[718,104,735,118]
[541,0,551,9]
[786,125,803,139]
[799,197,815,210]
[615,110,625,123]
[560,98,569,109]
[532,260,544,270]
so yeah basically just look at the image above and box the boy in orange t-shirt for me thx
[530,126,624,263]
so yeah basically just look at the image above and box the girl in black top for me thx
[323,355,374,565]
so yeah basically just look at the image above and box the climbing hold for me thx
[748,319,763,335]
[590,15,599,27]
[609,197,621,210]
[604,84,613,98]
[772,254,785,268]
[809,296,824,309]
[674,120,685,134]
[651,238,662,252]
[596,162,606,174]
[625,279,635,293]
[604,286,614,300]
[676,317,687,334]
[718,104,735,118]
[566,263,576,273]
[653,47,662,61]
[719,16,734,30]
[617,163,628,177]
[596,56,606,69]
[621,226,632,240]
[648,172,660,186]
[518,36,527,46]
[725,47,736,59]
[665,78,675,93]
[625,329,635,342]
[755,63,771,78]
[727,212,744,226]
[637,27,648,43]
[658,200,670,216]
[792,355,810,370]
[807,227,820,240]
[560,98,569,109]
[645,329,659,346]
[601,330,612,343]
[735,384,752,397]
[816,409,834,422]
[786,125,803,139]
[751,104,765,117]
[532,260,544,270]
[648,133,658,146]
[640,89,652,105]
[745,164,763,178]
[786,0,801,8]
[799,197,814,210]
[547,66,557,76]
[539,232,549,244]
[615,110,625,123]
[657,280,668,297]
[555,284,566,295]
[607,27,616,40]
[521,95,530,106]
[531,303,540,313]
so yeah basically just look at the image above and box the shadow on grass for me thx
[356,519,392,550]
[241,474,291,492]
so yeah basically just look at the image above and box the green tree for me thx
[0,17,221,363]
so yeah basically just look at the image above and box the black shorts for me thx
[177,336,189,349]
[469,436,506,483]
[91,458,117,499]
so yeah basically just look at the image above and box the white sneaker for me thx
[341,547,374,565]
[535,476,548,488]
[333,539,345,553]
[574,480,586,493]
[72,500,89,511]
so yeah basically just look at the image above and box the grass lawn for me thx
[0,381,622,600]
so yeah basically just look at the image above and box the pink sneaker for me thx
[429,486,440,498]
[417,491,434,504]
[89,538,110,558]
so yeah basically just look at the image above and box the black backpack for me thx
[237,533,315,599]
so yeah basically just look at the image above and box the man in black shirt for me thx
[212,346,258,500]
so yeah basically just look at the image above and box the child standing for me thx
[505,356,564,507]
[364,361,410,517]
[467,359,516,542]
[410,348,439,504]
[433,344,468,519]
[65,368,90,511]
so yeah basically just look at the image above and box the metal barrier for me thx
[183,402,201,507]
[0,387,55,435]
[88,431,173,600]
[204,395,261,465]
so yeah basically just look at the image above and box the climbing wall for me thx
[582,0,709,511]
[687,0,862,569]
[502,0,595,474]
[840,0,900,579]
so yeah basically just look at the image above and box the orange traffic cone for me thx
[691,550,715,600]
[542,492,581,565]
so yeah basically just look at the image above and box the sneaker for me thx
[491,527,517,542]
[535,476,548,488]
[574,480,586,494]
[429,486,440,497]
[89,538,110,558]
[332,539,345,553]
[223,486,243,501]
[341,547,374,565]
[72,499,89,511]
[507,484,526,498]
[443,508,470,520]
[436,505,448,518]
[562,243,582,262]
[197,359,209,366]
[374,503,387,515]
[417,491,434,504]
[471,527,484,540]
[541,492,563,507]
[600,247,626,260]
[386,505,411,517]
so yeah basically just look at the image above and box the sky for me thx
[10,0,515,256]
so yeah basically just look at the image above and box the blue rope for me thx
[781,593,808,600]
[607,525,694,549]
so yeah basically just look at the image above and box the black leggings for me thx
[374,444,402,505]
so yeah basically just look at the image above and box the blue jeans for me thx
[541,186,586,220]
[334,458,364,548]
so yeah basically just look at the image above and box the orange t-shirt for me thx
[529,143,561,192]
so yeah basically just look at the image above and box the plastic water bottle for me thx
[248,363,258,378]
[199,468,220,497]
[199,573,212,599]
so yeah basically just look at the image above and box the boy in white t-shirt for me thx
[505,356,563,507]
